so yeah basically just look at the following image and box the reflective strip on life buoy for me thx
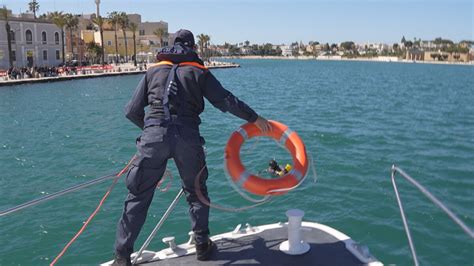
[225,120,308,196]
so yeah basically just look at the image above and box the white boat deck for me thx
[102,221,382,266]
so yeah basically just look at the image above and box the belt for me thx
[144,116,199,130]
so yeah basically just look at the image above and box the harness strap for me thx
[162,64,179,121]
[146,60,206,127]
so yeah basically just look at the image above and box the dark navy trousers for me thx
[114,124,210,258]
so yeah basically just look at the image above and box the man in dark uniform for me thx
[113,29,270,265]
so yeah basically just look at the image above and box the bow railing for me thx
[390,165,474,266]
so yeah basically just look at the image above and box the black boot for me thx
[111,254,132,266]
[196,239,215,261]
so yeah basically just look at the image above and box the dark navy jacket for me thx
[124,45,258,130]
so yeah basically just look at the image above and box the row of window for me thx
[9,50,61,61]
[10,30,60,45]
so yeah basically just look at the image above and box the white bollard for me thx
[279,209,310,255]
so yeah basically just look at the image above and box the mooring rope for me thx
[50,155,136,266]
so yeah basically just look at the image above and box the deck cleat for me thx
[186,231,195,245]
[162,236,177,251]
[245,223,256,233]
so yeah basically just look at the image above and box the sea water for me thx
[0,60,473,265]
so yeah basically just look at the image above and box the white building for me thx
[367,43,389,53]
[280,45,293,56]
[0,12,63,69]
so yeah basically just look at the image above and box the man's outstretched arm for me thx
[124,75,148,129]
[201,71,270,132]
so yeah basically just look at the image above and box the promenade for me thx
[0,61,240,87]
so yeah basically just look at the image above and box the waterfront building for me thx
[305,44,321,55]
[366,43,389,53]
[94,29,139,62]
[215,47,230,56]
[91,13,169,62]
[138,21,170,47]
[420,41,439,50]
[240,47,252,55]
[424,51,469,62]
[314,44,323,54]
[0,11,63,69]
[420,40,452,51]
[127,14,141,25]
[405,48,424,61]
[62,14,98,63]
[280,45,293,56]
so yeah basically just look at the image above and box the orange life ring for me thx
[225,120,308,196]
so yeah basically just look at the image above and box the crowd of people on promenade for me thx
[0,65,121,81]
[4,66,77,80]
[0,61,238,82]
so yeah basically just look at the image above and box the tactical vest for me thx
[144,61,207,128]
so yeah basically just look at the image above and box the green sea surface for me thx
[0,60,473,265]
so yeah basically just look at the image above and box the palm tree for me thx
[197,34,210,60]
[86,42,102,64]
[118,12,129,63]
[128,22,138,66]
[153,28,168,48]
[1,6,13,68]
[197,33,206,55]
[28,0,39,19]
[48,11,66,64]
[65,13,79,61]
[92,15,105,65]
[204,34,211,60]
[108,11,120,64]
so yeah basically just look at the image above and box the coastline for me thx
[219,55,474,66]
[0,62,240,87]
[2,55,471,88]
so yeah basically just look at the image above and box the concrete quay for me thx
[0,62,240,87]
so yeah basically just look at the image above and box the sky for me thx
[1,0,473,45]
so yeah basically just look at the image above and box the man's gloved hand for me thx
[254,116,271,133]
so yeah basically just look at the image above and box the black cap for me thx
[173,29,195,47]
